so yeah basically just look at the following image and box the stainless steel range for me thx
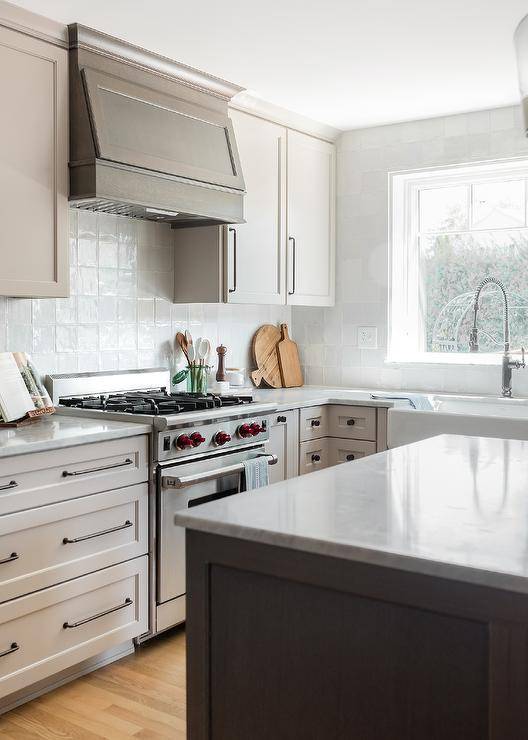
[45,368,278,635]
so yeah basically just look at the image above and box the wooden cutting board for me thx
[251,325,282,388]
[277,324,303,388]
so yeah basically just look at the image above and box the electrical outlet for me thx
[357,326,378,349]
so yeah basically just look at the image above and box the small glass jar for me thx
[186,364,210,394]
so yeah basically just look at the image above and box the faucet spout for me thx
[469,276,510,354]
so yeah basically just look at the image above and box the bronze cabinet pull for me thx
[228,227,237,293]
[288,236,296,295]
[0,480,17,491]
[63,598,133,629]
[0,642,19,659]
[62,520,133,545]
[311,454,321,463]
[62,458,133,477]
[346,454,355,461]
[277,415,287,423]
[311,419,321,427]
[0,552,19,565]
[347,419,356,426]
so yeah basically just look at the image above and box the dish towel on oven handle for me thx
[243,457,269,491]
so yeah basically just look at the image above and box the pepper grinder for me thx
[216,345,227,382]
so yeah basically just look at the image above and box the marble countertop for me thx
[0,415,151,458]
[175,434,528,594]
[248,386,397,411]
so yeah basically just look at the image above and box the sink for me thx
[387,393,528,448]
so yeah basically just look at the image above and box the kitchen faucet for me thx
[469,276,525,397]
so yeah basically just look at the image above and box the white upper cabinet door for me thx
[286,131,335,306]
[225,110,286,304]
[0,26,69,297]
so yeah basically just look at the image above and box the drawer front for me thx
[0,435,149,516]
[299,439,329,475]
[328,438,377,466]
[299,406,329,441]
[0,556,148,699]
[328,406,376,441]
[0,483,148,603]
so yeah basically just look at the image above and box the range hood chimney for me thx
[68,24,245,226]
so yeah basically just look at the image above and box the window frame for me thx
[388,156,528,365]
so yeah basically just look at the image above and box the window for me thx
[389,159,528,363]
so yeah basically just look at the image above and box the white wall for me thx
[1,210,290,382]
[293,104,528,396]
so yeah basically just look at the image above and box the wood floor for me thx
[0,627,186,739]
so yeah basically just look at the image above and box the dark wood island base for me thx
[186,530,528,740]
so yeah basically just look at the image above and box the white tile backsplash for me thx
[4,213,290,378]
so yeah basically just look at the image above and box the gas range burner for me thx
[59,389,254,416]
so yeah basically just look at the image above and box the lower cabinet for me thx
[299,438,329,476]
[267,410,299,484]
[328,438,377,466]
[0,556,148,699]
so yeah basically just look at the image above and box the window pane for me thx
[471,180,526,229]
[419,185,468,233]
[420,230,528,352]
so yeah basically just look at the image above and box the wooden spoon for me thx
[176,332,189,362]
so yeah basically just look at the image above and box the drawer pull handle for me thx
[277,415,287,423]
[311,419,321,427]
[0,480,17,491]
[346,454,355,461]
[346,419,356,426]
[0,552,19,565]
[63,597,133,629]
[62,458,134,477]
[62,520,133,545]
[0,642,19,659]
[311,454,321,463]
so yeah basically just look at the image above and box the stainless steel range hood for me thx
[68,25,245,227]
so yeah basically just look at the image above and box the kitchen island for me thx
[176,434,528,740]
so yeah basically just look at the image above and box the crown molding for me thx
[0,0,68,47]
[230,91,341,142]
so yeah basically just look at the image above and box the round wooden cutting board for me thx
[251,325,282,388]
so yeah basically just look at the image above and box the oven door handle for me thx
[161,454,278,489]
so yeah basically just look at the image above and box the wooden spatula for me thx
[277,324,303,388]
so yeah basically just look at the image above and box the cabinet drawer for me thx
[0,556,147,699]
[328,406,376,441]
[299,406,329,441]
[328,438,377,466]
[299,439,329,475]
[0,436,149,516]
[0,483,148,603]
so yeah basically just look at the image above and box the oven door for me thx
[157,445,276,607]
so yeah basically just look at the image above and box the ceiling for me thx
[10,0,528,130]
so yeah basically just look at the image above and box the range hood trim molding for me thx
[69,24,243,101]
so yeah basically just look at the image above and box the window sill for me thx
[386,352,504,367]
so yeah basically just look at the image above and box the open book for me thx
[0,353,54,423]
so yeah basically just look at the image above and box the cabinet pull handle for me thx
[346,454,355,461]
[62,520,133,545]
[311,419,321,427]
[311,454,321,463]
[0,480,17,491]
[0,552,19,565]
[228,227,237,293]
[346,419,356,426]
[62,458,133,477]
[63,597,133,629]
[288,236,296,295]
[277,415,287,423]
[0,642,19,659]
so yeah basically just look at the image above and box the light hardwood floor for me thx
[0,627,186,739]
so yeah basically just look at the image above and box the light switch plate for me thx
[358,326,378,349]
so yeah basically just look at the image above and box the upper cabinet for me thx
[286,131,336,307]
[173,112,336,307]
[0,23,69,297]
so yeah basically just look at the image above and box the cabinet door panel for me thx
[299,439,329,476]
[226,111,286,304]
[266,410,299,484]
[287,131,335,306]
[0,27,68,297]
[328,438,377,466]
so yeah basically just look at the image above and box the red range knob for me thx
[214,431,231,446]
[250,422,262,436]
[237,423,252,439]
[176,434,193,449]
[190,432,206,447]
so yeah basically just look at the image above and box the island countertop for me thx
[175,433,528,595]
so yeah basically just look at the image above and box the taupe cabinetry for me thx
[173,112,335,307]
[266,410,299,484]
[0,22,68,297]
[0,435,149,702]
